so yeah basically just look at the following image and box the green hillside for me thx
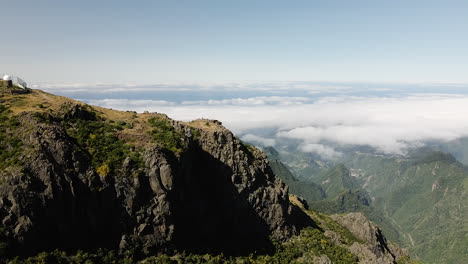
[431,137,468,165]
[269,146,468,264]
[269,159,326,201]
[312,164,359,200]
[264,149,402,245]
[341,151,468,264]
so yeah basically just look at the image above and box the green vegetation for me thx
[284,150,468,264]
[432,137,468,165]
[35,103,46,109]
[266,150,402,244]
[269,159,326,201]
[314,212,363,245]
[63,107,142,177]
[312,164,359,200]
[241,141,256,153]
[148,117,185,153]
[308,190,401,243]
[278,227,358,264]
[0,104,23,170]
[190,127,201,141]
[7,228,359,264]
[340,151,468,264]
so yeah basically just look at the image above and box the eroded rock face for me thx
[0,115,128,255]
[0,113,310,257]
[332,212,408,264]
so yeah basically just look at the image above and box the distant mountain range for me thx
[263,144,468,264]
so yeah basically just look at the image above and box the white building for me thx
[2,75,28,89]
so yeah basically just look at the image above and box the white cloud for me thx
[34,81,424,94]
[84,99,175,111]
[75,93,468,157]
[300,144,342,159]
[241,134,276,147]
[181,96,310,106]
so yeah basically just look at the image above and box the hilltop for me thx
[0,89,412,263]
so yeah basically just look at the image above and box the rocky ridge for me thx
[290,196,410,264]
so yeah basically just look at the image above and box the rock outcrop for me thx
[332,213,408,264]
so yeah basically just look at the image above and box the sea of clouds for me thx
[37,81,468,159]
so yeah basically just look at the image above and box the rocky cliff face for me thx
[0,91,310,257]
[290,196,410,264]
[331,213,408,264]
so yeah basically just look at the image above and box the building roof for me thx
[1,74,27,89]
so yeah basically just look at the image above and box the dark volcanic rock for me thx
[0,113,311,257]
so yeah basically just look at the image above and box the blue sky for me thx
[4,1,468,157]
[2,0,468,84]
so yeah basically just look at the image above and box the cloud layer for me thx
[36,81,468,159]
[241,134,276,147]
[300,144,343,159]
[36,81,468,96]
[82,94,468,157]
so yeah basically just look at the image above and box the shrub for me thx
[6,227,360,264]
[96,164,111,177]
[0,104,23,170]
[63,111,142,177]
[148,117,184,153]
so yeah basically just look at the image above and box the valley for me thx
[262,142,468,264]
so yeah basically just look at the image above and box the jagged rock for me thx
[332,212,408,264]
[59,103,97,121]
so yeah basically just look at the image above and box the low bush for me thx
[63,111,142,177]
[0,104,23,170]
[7,227,360,264]
[148,117,184,153]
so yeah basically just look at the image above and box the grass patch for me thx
[0,104,23,171]
[62,106,143,177]
[147,117,185,153]
[7,228,359,264]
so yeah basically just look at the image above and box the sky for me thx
[3,1,468,159]
[2,0,468,84]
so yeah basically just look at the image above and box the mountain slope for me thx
[431,137,468,165]
[267,144,467,264]
[272,158,402,245]
[269,159,327,202]
[342,151,468,264]
[312,164,360,200]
